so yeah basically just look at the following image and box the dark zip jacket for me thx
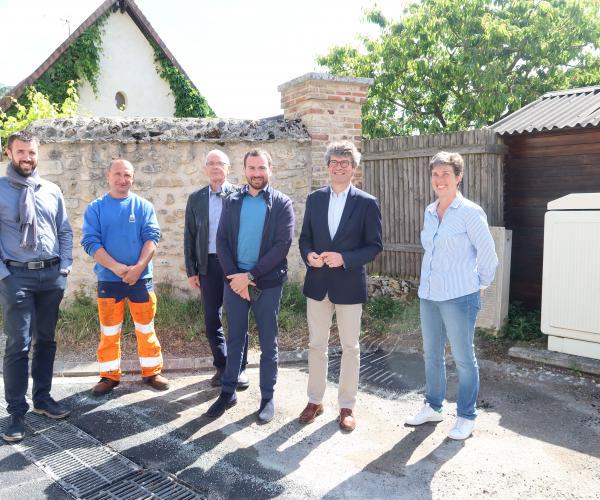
[183,182,237,277]
[217,184,294,290]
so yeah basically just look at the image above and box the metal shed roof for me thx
[492,85,600,135]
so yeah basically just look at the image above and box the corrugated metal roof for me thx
[492,85,600,135]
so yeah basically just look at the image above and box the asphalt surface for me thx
[0,350,599,499]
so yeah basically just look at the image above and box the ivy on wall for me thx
[11,13,109,115]
[7,10,215,120]
[153,45,215,118]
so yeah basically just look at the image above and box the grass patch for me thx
[503,303,543,341]
[363,293,421,335]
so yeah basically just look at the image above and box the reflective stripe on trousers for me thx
[96,290,163,380]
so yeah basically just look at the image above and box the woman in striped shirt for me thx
[405,151,498,440]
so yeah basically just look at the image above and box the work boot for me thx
[91,377,120,396]
[143,374,169,391]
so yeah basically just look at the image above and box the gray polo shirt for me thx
[0,176,73,279]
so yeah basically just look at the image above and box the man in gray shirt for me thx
[0,131,73,443]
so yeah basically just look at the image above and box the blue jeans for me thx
[420,291,480,420]
[199,255,248,371]
[0,263,66,416]
[222,283,282,399]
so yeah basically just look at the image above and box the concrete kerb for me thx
[52,349,311,377]
[509,346,600,376]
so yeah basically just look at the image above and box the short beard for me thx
[12,161,36,177]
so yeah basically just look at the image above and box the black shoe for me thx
[237,370,250,391]
[2,414,25,442]
[206,392,237,418]
[32,398,70,419]
[210,369,222,387]
[257,398,275,423]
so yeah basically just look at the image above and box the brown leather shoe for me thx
[143,374,169,391]
[299,402,324,424]
[91,377,119,396]
[338,408,356,432]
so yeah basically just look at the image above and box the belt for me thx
[208,253,218,258]
[5,258,60,269]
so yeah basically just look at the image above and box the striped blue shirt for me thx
[418,193,498,301]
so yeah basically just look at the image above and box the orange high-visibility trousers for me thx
[96,280,163,381]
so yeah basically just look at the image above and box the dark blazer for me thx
[217,184,294,290]
[184,182,236,277]
[299,185,383,304]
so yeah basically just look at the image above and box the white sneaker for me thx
[448,417,475,440]
[405,402,444,426]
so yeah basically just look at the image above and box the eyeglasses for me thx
[328,159,352,168]
[206,161,228,167]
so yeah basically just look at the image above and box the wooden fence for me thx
[363,128,507,280]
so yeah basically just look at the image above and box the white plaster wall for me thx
[77,12,175,117]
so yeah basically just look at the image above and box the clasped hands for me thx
[114,263,143,285]
[227,272,256,301]
[307,251,344,268]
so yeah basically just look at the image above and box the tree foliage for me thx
[0,83,79,142]
[318,0,600,138]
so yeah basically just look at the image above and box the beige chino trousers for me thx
[307,295,363,409]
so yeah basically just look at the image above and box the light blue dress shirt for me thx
[0,176,73,280]
[328,185,351,239]
[418,193,498,301]
[208,182,231,254]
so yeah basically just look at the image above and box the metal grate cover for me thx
[86,470,205,499]
[1,406,204,499]
[12,419,140,497]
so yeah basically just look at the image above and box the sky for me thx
[0,0,412,119]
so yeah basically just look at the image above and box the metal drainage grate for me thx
[13,420,141,498]
[86,469,205,499]
[1,406,205,499]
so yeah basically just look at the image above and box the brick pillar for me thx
[278,73,373,190]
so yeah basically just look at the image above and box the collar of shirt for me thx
[329,184,351,199]
[427,191,465,215]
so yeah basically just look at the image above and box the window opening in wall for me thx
[115,91,127,110]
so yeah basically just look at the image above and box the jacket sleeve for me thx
[216,198,238,277]
[183,196,197,277]
[340,198,383,270]
[298,194,314,266]
[251,196,295,279]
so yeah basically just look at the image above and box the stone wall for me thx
[2,73,374,299]
[22,116,311,297]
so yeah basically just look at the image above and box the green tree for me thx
[0,82,79,143]
[318,0,600,138]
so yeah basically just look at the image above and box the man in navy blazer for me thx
[298,140,382,431]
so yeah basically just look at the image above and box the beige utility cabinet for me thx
[541,193,600,360]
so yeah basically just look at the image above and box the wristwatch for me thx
[246,272,255,282]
